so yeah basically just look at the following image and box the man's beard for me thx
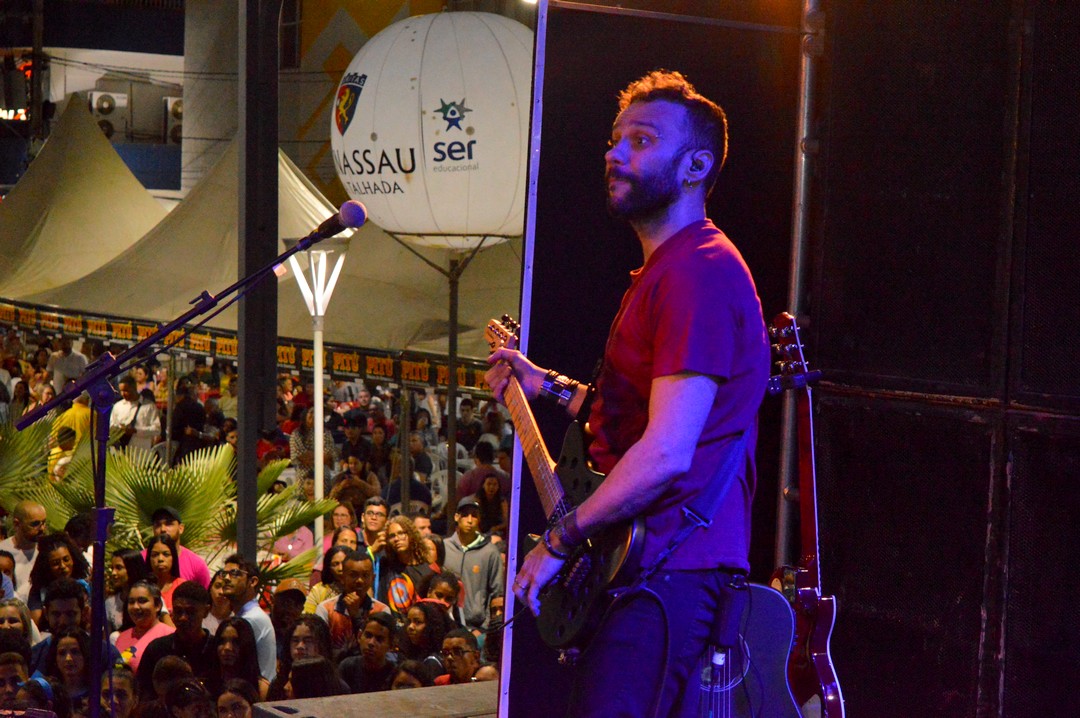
[605,162,682,222]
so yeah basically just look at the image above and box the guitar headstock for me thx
[768,312,821,396]
[486,315,520,353]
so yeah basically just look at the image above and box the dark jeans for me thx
[567,568,744,718]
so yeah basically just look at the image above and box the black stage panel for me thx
[813,394,997,718]
[1001,418,1080,717]
[813,0,1015,397]
[1010,1,1080,411]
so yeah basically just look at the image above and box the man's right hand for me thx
[485,348,547,403]
[343,590,364,616]
[368,530,387,555]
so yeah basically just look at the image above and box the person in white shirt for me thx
[45,336,88,393]
[109,377,161,452]
[0,500,47,603]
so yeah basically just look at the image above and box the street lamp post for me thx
[286,237,349,550]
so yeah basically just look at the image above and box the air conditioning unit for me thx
[163,96,182,144]
[89,91,128,140]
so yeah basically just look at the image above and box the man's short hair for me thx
[444,627,479,651]
[342,549,372,566]
[364,612,396,635]
[44,577,88,609]
[172,580,211,606]
[363,496,389,511]
[459,398,474,409]
[64,513,93,545]
[617,69,729,195]
[222,553,261,583]
[473,440,494,464]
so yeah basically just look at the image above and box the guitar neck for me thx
[796,387,822,587]
[503,375,565,519]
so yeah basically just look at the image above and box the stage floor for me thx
[253,681,498,718]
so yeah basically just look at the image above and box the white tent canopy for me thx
[0,96,168,297]
[20,141,522,358]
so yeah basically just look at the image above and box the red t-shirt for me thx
[588,220,769,572]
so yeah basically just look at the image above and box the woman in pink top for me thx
[115,580,174,673]
[145,534,186,612]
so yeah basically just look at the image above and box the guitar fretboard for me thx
[502,374,566,521]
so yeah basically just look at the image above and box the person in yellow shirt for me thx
[53,391,92,448]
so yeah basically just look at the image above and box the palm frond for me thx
[258,546,321,586]
[257,494,338,551]
[255,459,290,495]
[0,416,53,514]
[105,447,169,548]
[163,445,235,551]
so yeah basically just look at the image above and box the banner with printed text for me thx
[0,299,490,391]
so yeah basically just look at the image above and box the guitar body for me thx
[536,422,645,649]
[719,584,803,718]
[775,566,843,717]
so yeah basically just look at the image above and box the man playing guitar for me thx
[486,70,771,717]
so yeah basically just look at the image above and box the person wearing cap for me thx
[271,579,308,662]
[442,496,504,635]
[135,581,218,701]
[145,507,211,589]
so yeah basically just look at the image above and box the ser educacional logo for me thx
[433,98,472,131]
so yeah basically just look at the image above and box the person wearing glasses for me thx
[0,500,47,604]
[433,628,498,685]
[219,554,276,683]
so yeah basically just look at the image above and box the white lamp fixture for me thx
[285,236,350,551]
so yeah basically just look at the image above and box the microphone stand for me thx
[16,225,337,718]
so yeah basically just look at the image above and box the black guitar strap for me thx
[623,429,750,593]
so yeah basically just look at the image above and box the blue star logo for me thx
[434,98,472,131]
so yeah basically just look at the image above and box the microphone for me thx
[274,200,368,277]
[311,200,368,240]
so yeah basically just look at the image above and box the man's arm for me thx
[512,372,718,615]
[571,372,717,534]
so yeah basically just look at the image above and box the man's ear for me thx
[685,150,714,184]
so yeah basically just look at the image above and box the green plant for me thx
[9,433,335,583]
[0,415,53,520]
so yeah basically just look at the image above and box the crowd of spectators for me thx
[1,328,517,716]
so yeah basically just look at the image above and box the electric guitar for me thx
[769,312,846,718]
[486,316,644,653]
